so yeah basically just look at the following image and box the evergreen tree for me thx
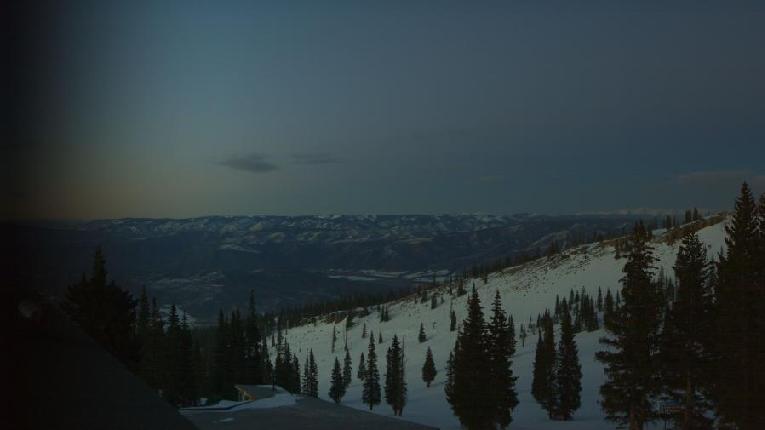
[136,286,150,341]
[450,303,457,332]
[329,357,346,404]
[331,325,337,353]
[597,222,663,429]
[659,232,713,429]
[64,248,139,369]
[141,298,166,392]
[303,349,319,398]
[421,347,437,388]
[555,301,581,420]
[362,322,368,339]
[597,287,603,311]
[244,290,262,384]
[357,352,367,381]
[261,340,273,387]
[519,324,527,348]
[418,323,427,343]
[532,312,557,418]
[212,310,230,398]
[444,350,456,404]
[378,331,383,344]
[603,289,615,329]
[385,334,407,416]
[712,183,765,429]
[362,333,381,410]
[488,291,519,428]
[447,286,495,430]
[343,350,353,389]
[178,312,197,405]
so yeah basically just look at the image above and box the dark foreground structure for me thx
[7,291,197,430]
[184,396,437,430]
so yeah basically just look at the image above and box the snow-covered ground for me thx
[181,386,296,413]
[284,220,728,429]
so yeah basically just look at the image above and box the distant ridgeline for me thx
[7,213,664,320]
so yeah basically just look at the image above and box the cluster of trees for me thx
[531,305,582,420]
[597,183,765,430]
[445,289,518,429]
[210,292,268,400]
[662,208,703,230]
[553,287,600,333]
[64,251,206,406]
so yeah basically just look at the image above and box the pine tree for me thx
[331,325,337,353]
[603,289,615,329]
[378,331,383,344]
[343,350,353,389]
[418,323,427,343]
[444,349,456,404]
[488,291,519,428]
[357,352,367,381]
[362,333,381,410]
[597,222,663,429]
[421,347,437,388]
[447,286,495,430]
[597,287,603,311]
[519,324,527,348]
[303,349,318,398]
[329,357,346,404]
[244,290,262,384]
[261,340,273,387]
[712,183,765,429]
[141,297,165,392]
[450,304,457,332]
[555,301,581,420]
[362,322,368,339]
[532,312,557,418]
[659,232,713,429]
[385,334,407,416]
[63,248,139,369]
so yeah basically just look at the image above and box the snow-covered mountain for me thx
[7,214,642,320]
[281,218,729,430]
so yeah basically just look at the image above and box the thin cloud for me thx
[291,152,341,165]
[220,153,278,173]
[674,170,765,191]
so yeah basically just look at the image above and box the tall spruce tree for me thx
[488,291,519,428]
[343,350,353,389]
[712,183,765,429]
[532,311,557,418]
[329,357,346,404]
[362,333,381,410]
[659,232,712,429]
[597,222,663,429]
[303,349,319,398]
[385,334,407,416]
[244,290,262,384]
[555,301,581,420]
[418,323,427,342]
[357,352,367,381]
[64,248,139,369]
[447,286,495,430]
[421,347,437,388]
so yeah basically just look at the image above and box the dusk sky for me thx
[6,1,765,220]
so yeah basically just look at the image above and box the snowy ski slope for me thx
[284,219,728,429]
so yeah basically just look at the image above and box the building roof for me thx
[234,384,278,400]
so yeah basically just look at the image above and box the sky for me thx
[5,1,765,220]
